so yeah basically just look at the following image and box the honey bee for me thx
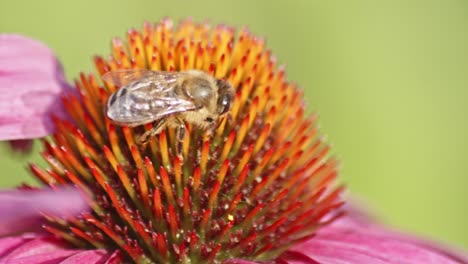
[103,69,235,154]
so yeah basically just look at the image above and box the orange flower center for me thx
[30,18,344,264]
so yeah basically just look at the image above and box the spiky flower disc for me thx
[30,18,344,263]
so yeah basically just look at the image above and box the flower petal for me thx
[3,250,80,264]
[54,250,116,264]
[0,34,71,141]
[280,216,468,264]
[0,235,37,258]
[3,236,70,259]
[0,234,118,264]
[0,186,89,236]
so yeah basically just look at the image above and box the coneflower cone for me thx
[29,18,344,263]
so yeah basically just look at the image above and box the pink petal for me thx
[102,251,124,264]
[0,186,89,236]
[279,216,468,264]
[0,236,38,258]
[0,234,118,264]
[52,250,116,264]
[3,250,80,264]
[3,236,72,259]
[0,34,71,141]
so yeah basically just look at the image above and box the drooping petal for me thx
[1,235,73,259]
[58,250,120,264]
[224,203,468,264]
[0,34,71,141]
[278,216,468,264]
[0,186,89,236]
[0,234,120,264]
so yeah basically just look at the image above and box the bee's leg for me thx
[139,120,167,145]
[175,118,186,161]
[204,120,218,139]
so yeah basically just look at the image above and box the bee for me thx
[103,69,235,154]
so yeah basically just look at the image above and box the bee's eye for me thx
[216,79,235,114]
[219,93,232,114]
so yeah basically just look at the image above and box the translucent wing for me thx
[106,71,196,127]
[102,69,161,87]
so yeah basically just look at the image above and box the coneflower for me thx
[0,19,466,264]
[34,18,343,263]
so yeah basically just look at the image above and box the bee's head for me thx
[216,79,235,115]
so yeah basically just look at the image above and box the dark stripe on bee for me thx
[120,87,128,96]
[109,87,128,106]
[108,93,117,106]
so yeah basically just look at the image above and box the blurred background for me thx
[1,0,467,250]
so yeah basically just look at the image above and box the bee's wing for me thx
[106,71,196,127]
[102,69,165,87]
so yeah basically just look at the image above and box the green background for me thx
[1,0,467,250]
